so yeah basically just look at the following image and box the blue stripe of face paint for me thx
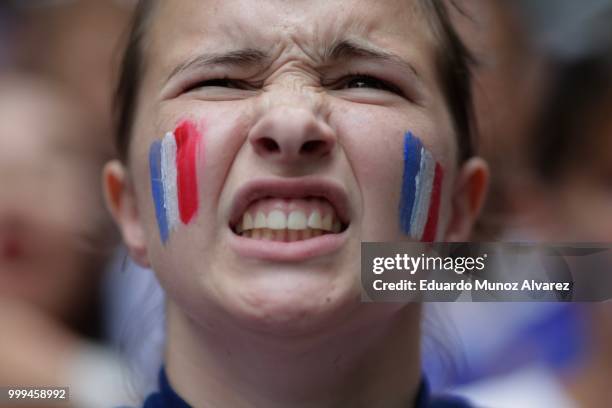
[149,140,169,243]
[399,132,422,235]
[409,148,426,233]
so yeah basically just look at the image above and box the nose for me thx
[248,105,336,165]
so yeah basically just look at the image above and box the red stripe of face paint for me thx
[421,163,443,242]
[174,120,202,224]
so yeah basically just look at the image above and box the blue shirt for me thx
[142,368,473,408]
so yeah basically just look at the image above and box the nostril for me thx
[256,137,281,154]
[300,140,330,156]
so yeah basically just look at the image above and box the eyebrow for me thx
[323,39,421,78]
[166,39,420,83]
[166,48,270,83]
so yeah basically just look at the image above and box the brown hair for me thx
[114,0,476,162]
[114,0,158,161]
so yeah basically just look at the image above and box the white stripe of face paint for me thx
[410,149,425,233]
[161,132,180,231]
[410,148,435,239]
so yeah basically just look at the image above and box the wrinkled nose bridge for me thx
[261,80,325,116]
[249,87,336,164]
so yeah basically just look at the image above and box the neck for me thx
[165,302,422,408]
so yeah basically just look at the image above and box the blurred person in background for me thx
[424,3,612,407]
[451,3,612,406]
[0,1,145,407]
[422,0,555,393]
[6,0,169,398]
[522,41,612,408]
[7,0,132,136]
[451,0,547,238]
[0,72,134,408]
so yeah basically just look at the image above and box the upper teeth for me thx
[238,209,341,232]
[234,197,346,238]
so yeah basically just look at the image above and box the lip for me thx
[227,177,352,262]
[227,228,349,262]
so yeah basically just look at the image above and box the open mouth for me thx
[231,197,348,242]
[229,178,351,243]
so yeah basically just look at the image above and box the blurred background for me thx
[0,1,610,407]
[0,1,163,407]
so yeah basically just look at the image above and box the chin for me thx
[218,270,362,337]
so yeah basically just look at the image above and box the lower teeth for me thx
[242,228,328,241]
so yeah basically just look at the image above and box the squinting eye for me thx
[341,75,401,94]
[190,78,244,90]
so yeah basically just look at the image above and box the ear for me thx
[444,157,490,241]
[102,160,150,267]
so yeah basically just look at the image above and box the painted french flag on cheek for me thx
[399,132,444,242]
[149,120,202,243]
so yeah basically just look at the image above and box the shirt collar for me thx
[146,367,464,408]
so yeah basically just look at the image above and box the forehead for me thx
[147,0,436,69]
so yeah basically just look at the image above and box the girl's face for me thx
[108,0,485,333]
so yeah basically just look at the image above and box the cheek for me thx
[347,135,404,240]
[337,108,447,242]
[146,108,251,245]
[148,119,203,243]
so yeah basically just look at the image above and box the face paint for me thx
[149,120,203,243]
[399,132,444,242]
[174,121,201,224]
[149,140,170,243]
